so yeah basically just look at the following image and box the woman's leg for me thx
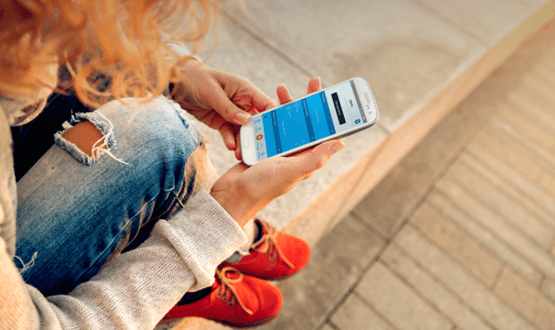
[11,92,91,181]
[14,97,216,296]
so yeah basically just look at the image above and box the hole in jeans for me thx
[54,111,128,165]
[62,120,107,157]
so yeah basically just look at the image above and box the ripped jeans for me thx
[14,96,254,297]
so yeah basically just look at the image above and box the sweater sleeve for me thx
[23,190,247,329]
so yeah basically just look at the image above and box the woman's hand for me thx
[210,77,344,227]
[170,59,276,152]
[210,139,344,227]
[233,76,324,160]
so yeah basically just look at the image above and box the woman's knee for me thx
[115,97,209,176]
[101,97,216,193]
[56,97,202,167]
[53,96,215,198]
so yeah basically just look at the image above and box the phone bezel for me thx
[241,77,378,166]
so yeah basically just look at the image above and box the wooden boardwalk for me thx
[257,19,555,330]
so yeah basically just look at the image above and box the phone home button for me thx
[242,135,250,148]
[364,93,371,103]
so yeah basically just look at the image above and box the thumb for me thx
[289,139,344,178]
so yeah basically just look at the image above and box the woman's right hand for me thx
[210,139,344,227]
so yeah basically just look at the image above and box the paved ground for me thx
[254,19,555,330]
[194,0,552,237]
[161,4,555,329]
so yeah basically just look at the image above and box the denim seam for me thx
[163,97,204,146]
[71,192,164,288]
[155,145,209,221]
[154,185,183,221]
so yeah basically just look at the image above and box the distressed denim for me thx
[14,97,217,296]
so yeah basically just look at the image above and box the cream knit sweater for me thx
[0,98,247,329]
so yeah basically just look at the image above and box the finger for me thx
[253,98,277,113]
[219,123,237,150]
[235,133,242,161]
[250,86,278,112]
[276,83,293,105]
[307,77,321,94]
[247,106,261,116]
[208,82,252,125]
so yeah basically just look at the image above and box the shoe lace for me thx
[251,221,295,269]
[215,267,253,315]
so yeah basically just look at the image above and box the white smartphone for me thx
[240,77,379,166]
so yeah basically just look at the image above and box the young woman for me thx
[0,0,343,328]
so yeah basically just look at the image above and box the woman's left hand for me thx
[170,59,276,152]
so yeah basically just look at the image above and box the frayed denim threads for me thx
[54,112,119,166]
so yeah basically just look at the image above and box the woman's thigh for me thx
[14,97,215,296]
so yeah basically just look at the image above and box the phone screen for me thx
[252,80,367,162]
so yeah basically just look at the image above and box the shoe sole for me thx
[160,311,281,329]
[238,266,308,281]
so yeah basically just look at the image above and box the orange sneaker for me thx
[163,267,282,328]
[221,219,311,280]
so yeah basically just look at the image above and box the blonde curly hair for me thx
[0,0,220,107]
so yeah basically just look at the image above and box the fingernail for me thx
[236,112,251,124]
[329,140,345,154]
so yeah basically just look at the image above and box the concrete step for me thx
[158,1,555,329]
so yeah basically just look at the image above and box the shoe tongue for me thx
[252,222,271,250]
[254,220,264,241]
[226,272,241,281]
[254,238,267,250]
[220,268,241,281]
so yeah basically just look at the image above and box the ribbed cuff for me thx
[167,191,248,290]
